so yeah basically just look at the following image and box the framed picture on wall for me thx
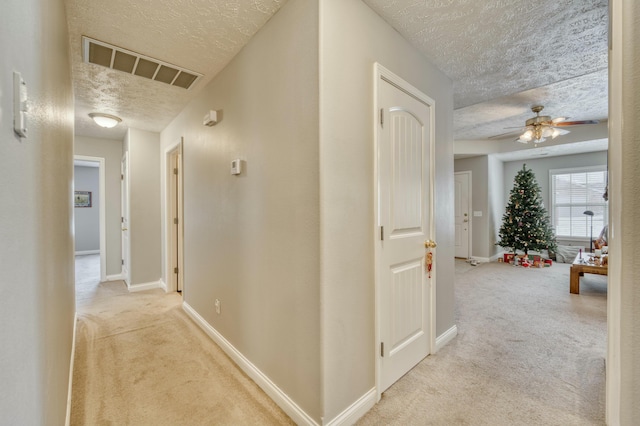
[74,191,92,208]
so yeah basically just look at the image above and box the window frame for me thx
[549,165,608,241]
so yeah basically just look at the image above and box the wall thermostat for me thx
[231,159,242,175]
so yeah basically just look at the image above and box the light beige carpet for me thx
[71,255,293,425]
[357,260,607,425]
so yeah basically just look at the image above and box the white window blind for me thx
[550,167,607,239]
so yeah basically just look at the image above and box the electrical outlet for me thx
[215,299,221,315]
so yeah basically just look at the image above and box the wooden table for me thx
[570,252,608,294]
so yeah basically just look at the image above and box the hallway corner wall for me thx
[124,128,162,287]
[160,0,321,422]
[0,0,76,424]
[319,0,455,421]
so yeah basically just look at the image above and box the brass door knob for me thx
[424,240,437,248]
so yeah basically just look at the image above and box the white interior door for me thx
[454,171,471,259]
[376,66,435,393]
[121,152,130,285]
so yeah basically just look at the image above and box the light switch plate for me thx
[13,71,28,138]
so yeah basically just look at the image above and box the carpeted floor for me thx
[72,256,606,425]
[71,255,294,425]
[357,259,607,425]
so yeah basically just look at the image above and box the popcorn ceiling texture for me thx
[363,0,609,141]
[66,0,609,142]
[362,0,608,108]
[65,0,287,138]
[454,69,609,140]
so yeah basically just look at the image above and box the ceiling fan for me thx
[492,105,599,143]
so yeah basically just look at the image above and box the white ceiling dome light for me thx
[89,112,122,128]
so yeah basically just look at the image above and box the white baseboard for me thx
[128,280,163,292]
[435,325,458,352]
[75,250,99,256]
[65,312,78,426]
[490,251,505,262]
[470,251,504,263]
[105,273,125,282]
[182,302,319,426]
[159,279,168,292]
[323,388,376,426]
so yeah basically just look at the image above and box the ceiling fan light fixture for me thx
[89,112,122,128]
[542,126,555,138]
[521,130,533,141]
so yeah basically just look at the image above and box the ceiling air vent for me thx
[82,36,202,90]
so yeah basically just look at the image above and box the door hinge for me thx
[121,174,124,180]
[380,226,384,241]
[381,342,384,357]
[380,108,384,127]
[174,218,178,225]
[121,259,124,266]
[173,167,178,175]
[121,216,124,223]
[174,267,179,274]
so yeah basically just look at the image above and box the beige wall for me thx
[609,0,640,422]
[160,0,321,421]
[75,135,124,276]
[0,0,75,423]
[161,0,454,422]
[319,0,455,420]
[125,128,162,286]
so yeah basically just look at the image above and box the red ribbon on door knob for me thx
[424,240,436,278]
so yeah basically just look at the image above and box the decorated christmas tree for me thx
[497,164,557,255]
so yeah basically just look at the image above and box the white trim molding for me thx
[75,250,100,256]
[435,325,458,353]
[323,388,376,426]
[182,302,319,426]
[105,273,126,282]
[65,312,78,426]
[128,280,163,292]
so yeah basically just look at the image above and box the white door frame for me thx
[454,170,472,259]
[74,155,107,282]
[373,63,436,400]
[163,137,184,293]
[121,152,131,286]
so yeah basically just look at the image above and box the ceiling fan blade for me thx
[551,116,568,124]
[489,129,522,139]
[552,127,571,136]
[553,120,599,126]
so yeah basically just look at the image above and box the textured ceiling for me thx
[66,0,609,147]
[363,0,609,143]
[65,0,287,139]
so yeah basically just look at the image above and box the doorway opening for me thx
[74,156,106,298]
[164,138,184,294]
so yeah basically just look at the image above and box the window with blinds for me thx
[550,166,608,238]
